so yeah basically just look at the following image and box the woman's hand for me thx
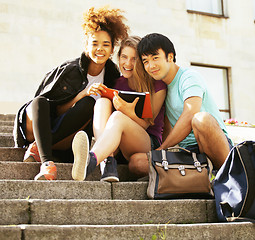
[113,91,151,130]
[113,91,138,117]
[57,83,107,116]
[86,83,107,96]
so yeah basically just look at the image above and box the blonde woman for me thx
[72,36,167,181]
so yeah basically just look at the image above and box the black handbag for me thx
[214,141,255,222]
[147,147,214,199]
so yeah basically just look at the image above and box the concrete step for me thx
[0,120,14,127]
[0,161,138,181]
[0,125,13,133]
[0,222,254,240]
[0,134,14,147]
[0,180,148,200]
[0,199,217,225]
[0,161,97,180]
[0,147,25,161]
[0,114,15,121]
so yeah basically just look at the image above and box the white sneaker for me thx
[72,131,89,181]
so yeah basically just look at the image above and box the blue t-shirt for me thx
[165,67,228,148]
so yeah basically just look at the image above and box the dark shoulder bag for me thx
[147,147,214,199]
[214,141,255,222]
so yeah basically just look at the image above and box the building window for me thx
[186,0,224,16]
[190,64,231,120]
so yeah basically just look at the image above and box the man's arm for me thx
[158,96,202,149]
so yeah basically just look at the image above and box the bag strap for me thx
[161,150,169,171]
[161,149,205,173]
[237,141,255,217]
[221,202,255,222]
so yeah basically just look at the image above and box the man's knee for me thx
[128,153,139,172]
[192,112,213,131]
[128,153,148,175]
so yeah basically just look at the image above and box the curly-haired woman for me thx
[13,6,129,180]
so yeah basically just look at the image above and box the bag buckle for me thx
[192,153,202,172]
[178,165,186,176]
[162,160,169,171]
[194,160,202,172]
[161,150,168,171]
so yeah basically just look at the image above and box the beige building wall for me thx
[0,0,254,123]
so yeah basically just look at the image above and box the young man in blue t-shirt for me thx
[129,33,232,175]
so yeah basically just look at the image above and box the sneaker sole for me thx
[34,174,47,181]
[24,156,37,162]
[101,176,119,182]
[72,131,89,181]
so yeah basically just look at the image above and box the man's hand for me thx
[160,96,202,149]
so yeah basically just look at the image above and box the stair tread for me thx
[0,161,138,181]
[0,179,148,200]
[0,222,254,240]
[0,198,217,225]
[0,147,25,161]
[0,114,15,121]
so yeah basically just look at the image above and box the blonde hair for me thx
[133,57,155,124]
[82,6,129,48]
[118,36,155,123]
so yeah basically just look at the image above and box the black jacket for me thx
[13,53,120,147]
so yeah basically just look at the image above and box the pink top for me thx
[114,76,166,144]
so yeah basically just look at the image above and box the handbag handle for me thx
[166,146,191,154]
[161,149,203,173]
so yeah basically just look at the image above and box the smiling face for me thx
[85,30,113,65]
[119,46,137,79]
[141,48,173,82]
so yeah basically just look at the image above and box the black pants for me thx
[31,95,95,163]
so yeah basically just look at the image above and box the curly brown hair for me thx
[82,6,129,47]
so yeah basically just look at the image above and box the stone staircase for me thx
[0,114,254,240]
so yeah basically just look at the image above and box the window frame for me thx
[190,62,232,119]
[186,0,228,18]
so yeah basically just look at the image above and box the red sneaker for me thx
[23,141,41,163]
[34,161,57,180]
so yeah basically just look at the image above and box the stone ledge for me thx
[226,125,255,145]
[29,199,215,225]
[0,162,137,181]
[1,222,254,240]
[0,199,217,225]
[0,180,112,200]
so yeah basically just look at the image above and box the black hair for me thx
[137,33,176,62]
